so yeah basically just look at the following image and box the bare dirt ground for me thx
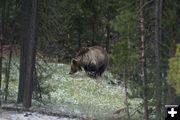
[0,110,78,120]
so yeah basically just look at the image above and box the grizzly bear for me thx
[69,46,108,77]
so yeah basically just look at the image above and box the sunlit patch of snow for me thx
[48,63,65,67]
[0,111,77,120]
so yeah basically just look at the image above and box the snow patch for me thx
[0,111,77,120]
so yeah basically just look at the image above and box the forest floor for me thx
[0,103,89,120]
[1,58,142,119]
[0,110,78,120]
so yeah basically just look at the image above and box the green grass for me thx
[3,58,141,119]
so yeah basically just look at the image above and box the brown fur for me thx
[69,46,108,78]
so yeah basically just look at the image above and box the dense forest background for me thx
[0,0,180,120]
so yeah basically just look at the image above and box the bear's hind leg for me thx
[97,64,106,76]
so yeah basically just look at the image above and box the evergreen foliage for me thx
[167,44,180,95]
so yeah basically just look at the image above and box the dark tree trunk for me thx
[17,37,26,103]
[17,0,28,103]
[0,20,1,107]
[140,0,148,119]
[23,0,37,108]
[155,0,162,119]
[0,0,7,106]
[0,44,1,106]
[159,0,166,118]
[124,69,131,120]
[4,44,13,102]
[17,0,29,103]
[4,0,11,102]
[17,0,37,108]
[0,1,3,107]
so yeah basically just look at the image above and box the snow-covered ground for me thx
[0,111,78,120]
[2,61,141,119]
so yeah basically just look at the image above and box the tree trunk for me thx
[159,0,166,118]
[23,0,37,108]
[17,0,28,103]
[124,69,131,120]
[4,0,11,102]
[0,0,7,106]
[0,2,3,107]
[17,37,26,103]
[4,44,13,102]
[17,0,37,108]
[140,0,148,119]
[0,21,1,108]
[155,0,162,119]
[17,0,29,103]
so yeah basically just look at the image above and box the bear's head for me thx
[69,58,82,74]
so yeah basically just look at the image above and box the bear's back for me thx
[82,46,108,65]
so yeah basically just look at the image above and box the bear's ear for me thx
[72,58,81,65]
[72,58,78,65]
